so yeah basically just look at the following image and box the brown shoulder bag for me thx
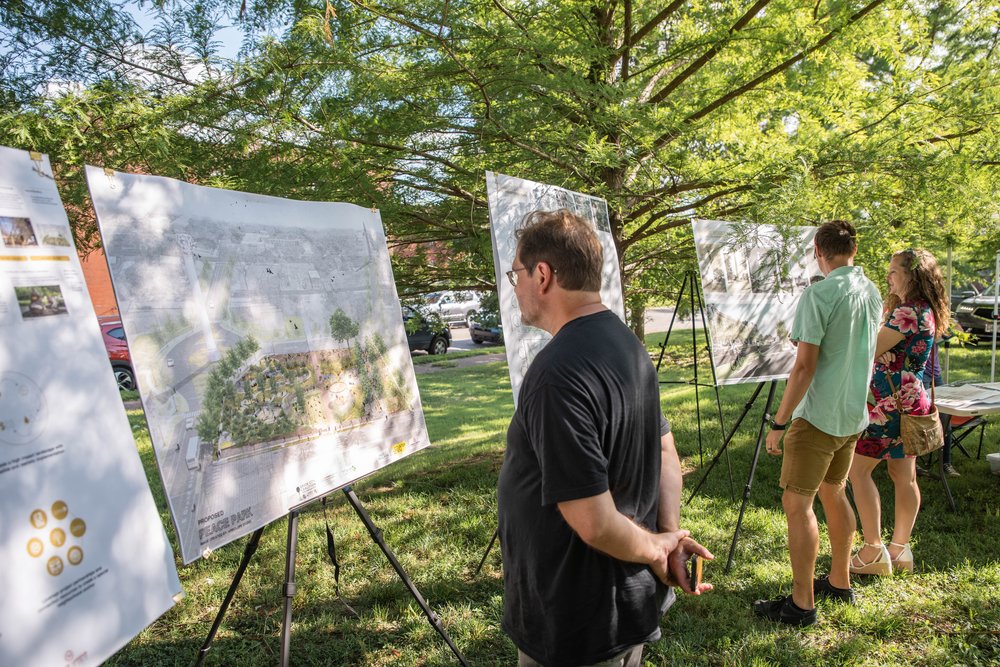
[885,351,944,457]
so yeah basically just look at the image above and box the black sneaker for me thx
[813,575,856,604]
[752,595,817,627]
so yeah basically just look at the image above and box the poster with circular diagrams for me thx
[0,146,182,667]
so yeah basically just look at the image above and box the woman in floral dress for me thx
[848,249,950,575]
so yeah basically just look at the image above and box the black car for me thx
[950,288,979,312]
[954,292,1000,338]
[402,305,451,355]
[467,290,503,345]
[469,320,503,345]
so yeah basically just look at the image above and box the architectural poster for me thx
[86,167,430,564]
[485,172,625,403]
[692,219,821,385]
[0,146,182,667]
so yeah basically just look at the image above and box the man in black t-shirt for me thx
[497,209,713,667]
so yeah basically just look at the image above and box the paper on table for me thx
[936,384,1000,409]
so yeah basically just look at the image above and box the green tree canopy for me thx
[2,1,997,330]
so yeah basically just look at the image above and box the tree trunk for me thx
[629,302,645,341]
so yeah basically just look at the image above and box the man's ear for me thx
[535,261,556,292]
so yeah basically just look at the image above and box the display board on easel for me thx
[0,147,182,667]
[87,166,431,564]
[485,172,625,404]
[692,219,821,385]
[688,219,824,572]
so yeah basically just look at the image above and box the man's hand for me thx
[765,428,784,456]
[648,529,689,584]
[665,536,715,595]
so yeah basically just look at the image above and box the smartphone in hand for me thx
[688,554,703,589]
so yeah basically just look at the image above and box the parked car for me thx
[468,290,503,345]
[469,320,503,345]
[98,316,136,391]
[954,292,1000,338]
[426,290,482,327]
[402,305,451,355]
[950,287,979,312]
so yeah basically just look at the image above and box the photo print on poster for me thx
[692,219,821,385]
[0,146,181,667]
[86,165,430,564]
[15,284,68,318]
[35,224,72,247]
[485,172,625,404]
[0,215,38,246]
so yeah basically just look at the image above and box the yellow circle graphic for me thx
[51,500,68,520]
[46,556,63,576]
[30,509,47,529]
[69,518,86,537]
[67,546,83,566]
[27,538,44,558]
[50,527,66,547]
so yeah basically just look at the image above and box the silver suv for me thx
[426,290,482,327]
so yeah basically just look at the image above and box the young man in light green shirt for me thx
[753,220,883,626]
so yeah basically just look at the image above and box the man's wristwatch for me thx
[770,419,787,431]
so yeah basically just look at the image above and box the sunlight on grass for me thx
[108,342,1000,666]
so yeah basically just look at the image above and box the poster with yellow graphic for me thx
[0,146,182,666]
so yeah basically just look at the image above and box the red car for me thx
[98,316,136,391]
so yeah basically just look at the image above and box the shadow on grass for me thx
[116,345,1000,667]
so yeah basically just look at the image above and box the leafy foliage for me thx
[402,299,446,335]
[470,290,500,328]
[1,0,998,323]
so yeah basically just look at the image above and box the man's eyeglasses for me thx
[506,267,530,287]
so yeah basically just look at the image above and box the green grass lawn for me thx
[110,339,1000,666]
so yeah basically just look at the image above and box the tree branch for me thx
[647,0,772,105]
[915,127,983,146]
[620,1,685,53]
[349,0,598,186]
[650,0,888,152]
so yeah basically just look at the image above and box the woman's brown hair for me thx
[885,248,951,335]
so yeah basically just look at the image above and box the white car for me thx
[426,290,482,327]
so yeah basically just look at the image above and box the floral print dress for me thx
[855,301,936,460]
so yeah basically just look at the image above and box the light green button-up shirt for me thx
[790,265,883,437]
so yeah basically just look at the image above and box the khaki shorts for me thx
[780,418,860,496]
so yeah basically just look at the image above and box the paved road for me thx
[445,307,689,352]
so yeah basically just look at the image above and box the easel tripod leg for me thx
[195,527,265,666]
[725,380,778,573]
[690,281,704,466]
[693,277,734,499]
[655,273,688,374]
[342,487,470,667]
[281,510,300,667]
[475,527,499,576]
[686,382,766,505]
